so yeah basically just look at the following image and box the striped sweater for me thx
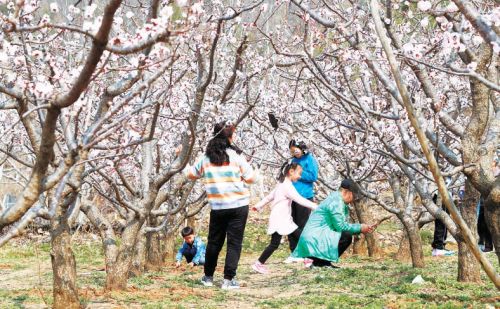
[187,149,256,210]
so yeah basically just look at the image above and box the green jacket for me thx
[292,191,361,262]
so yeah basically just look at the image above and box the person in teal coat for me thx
[292,179,375,267]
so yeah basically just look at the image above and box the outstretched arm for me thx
[252,189,276,211]
[330,212,361,234]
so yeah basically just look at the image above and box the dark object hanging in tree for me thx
[268,113,279,130]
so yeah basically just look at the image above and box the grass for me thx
[0,221,498,308]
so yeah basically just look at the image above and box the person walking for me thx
[251,162,318,274]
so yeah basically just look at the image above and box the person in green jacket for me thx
[292,179,375,267]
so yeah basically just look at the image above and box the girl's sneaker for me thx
[303,258,313,268]
[252,261,269,274]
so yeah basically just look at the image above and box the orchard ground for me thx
[0,216,498,309]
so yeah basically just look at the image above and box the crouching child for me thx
[175,227,206,268]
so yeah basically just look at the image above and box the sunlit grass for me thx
[0,224,498,308]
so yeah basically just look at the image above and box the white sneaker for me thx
[432,248,455,257]
[200,275,214,287]
[221,278,240,290]
[283,256,304,264]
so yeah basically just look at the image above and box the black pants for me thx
[310,231,353,267]
[477,202,493,250]
[183,246,197,263]
[289,199,313,252]
[204,206,248,280]
[432,205,448,250]
[259,230,302,264]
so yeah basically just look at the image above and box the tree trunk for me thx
[354,199,382,257]
[186,212,196,230]
[457,181,481,282]
[105,219,142,291]
[50,207,80,309]
[484,182,500,264]
[352,234,367,255]
[146,233,163,271]
[396,233,412,263]
[162,232,177,263]
[131,229,146,277]
[399,215,425,268]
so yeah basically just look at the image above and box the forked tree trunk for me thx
[50,206,80,309]
[457,181,481,282]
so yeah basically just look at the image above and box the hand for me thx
[188,262,195,267]
[175,261,181,268]
[361,224,375,234]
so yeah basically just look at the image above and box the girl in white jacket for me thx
[251,162,318,274]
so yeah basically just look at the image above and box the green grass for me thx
[0,223,498,308]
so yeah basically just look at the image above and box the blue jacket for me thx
[291,153,318,199]
[175,236,206,265]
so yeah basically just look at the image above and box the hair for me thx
[289,139,308,152]
[277,162,300,183]
[181,226,194,237]
[205,121,236,165]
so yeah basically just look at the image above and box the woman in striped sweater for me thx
[187,121,256,289]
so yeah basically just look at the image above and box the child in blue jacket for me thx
[175,227,206,267]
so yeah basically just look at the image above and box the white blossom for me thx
[49,2,58,13]
[420,17,429,28]
[417,1,431,12]
[467,62,477,71]
[126,11,134,19]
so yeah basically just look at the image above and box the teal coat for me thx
[292,191,361,262]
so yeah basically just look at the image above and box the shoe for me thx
[252,261,269,274]
[200,275,214,287]
[432,248,455,256]
[221,278,240,290]
[283,256,304,264]
[303,258,313,268]
[481,246,493,253]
